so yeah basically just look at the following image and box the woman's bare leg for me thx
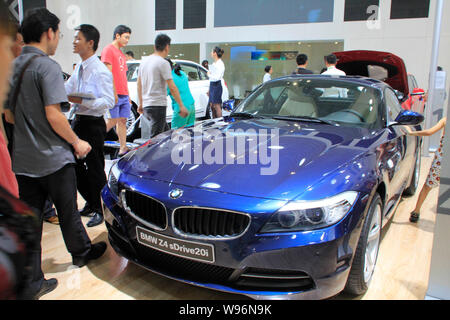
[212,103,222,118]
[413,184,432,214]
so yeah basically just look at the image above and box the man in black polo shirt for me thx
[292,53,314,75]
[6,8,107,299]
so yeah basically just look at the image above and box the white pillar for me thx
[18,0,24,22]
[423,0,444,157]
[176,0,183,32]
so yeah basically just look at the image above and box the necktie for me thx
[72,64,84,114]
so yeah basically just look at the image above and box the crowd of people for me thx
[0,3,446,300]
[262,52,346,84]
[0,5,230,299]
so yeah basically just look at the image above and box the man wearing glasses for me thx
[5,8,106,299]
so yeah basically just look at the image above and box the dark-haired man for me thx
[293,53,313,75]
[65,24,114,227]
[321,54,347,97]
[11,25,25,58]
[137,34,187,138]
[3,24,24,155]
[321,54,346,76]
[2,23,58,226]
[6,8,107,299]
[101,25,132,156]
[125,50,135,61]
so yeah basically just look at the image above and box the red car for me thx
[334,50,426,114]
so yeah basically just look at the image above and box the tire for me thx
[105,103,141,143]
[403,140,421,196]
[126,103,141,142]
[345,193,382,296]
[204,104,213,120]
[105,127,118,142]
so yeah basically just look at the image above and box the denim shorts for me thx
[109,95,131,119]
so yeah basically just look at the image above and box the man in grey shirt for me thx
[5,8,107,299]
[137,34,187,138]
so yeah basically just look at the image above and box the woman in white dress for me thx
[207,47,225,118]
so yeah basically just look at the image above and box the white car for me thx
[125,59,230,141]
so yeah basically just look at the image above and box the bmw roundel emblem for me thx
[169,189,183,199]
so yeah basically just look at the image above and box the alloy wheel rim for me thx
[364,203,381,283]
[208,106,213,119]
[126,112,136,136]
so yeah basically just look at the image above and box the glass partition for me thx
[206,41,344,99]
[123,43,200,63]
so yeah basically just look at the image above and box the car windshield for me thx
[234,78,382,128]
[126,62,207,83]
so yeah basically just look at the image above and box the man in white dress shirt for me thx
[65,24,114,227]
[321,54,346,76]
[321,54,347,98]
[263,65,272,83]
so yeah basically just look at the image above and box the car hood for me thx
[120,118,374,201]
[334,50,409,95]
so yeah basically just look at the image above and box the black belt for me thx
[75,114,104,121]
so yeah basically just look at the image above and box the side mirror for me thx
[394,110,424,125]
[410,88,425,97]
[394,90,405,102]
[222,99,235,112]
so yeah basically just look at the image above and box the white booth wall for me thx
[46,0,450,104]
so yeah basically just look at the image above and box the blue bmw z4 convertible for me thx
[101,75,424,300]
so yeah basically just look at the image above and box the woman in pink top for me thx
[404,117,447,223]
[0,12,19,198]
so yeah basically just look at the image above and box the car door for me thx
[383,88,411,205]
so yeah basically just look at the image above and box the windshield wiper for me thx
[272,115,336,126]
[230,112,265,119]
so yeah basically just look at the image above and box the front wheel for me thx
[203,104,213,120]
[345,193,382,295]
[126,103,141,142]
[403,141,421,196]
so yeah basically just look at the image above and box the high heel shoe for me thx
[410,212,420,223]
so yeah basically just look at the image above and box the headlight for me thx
[260,191,358,233]
[107,161,121,196]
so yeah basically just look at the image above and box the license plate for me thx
[136,226,215,263]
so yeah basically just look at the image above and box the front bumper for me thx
[101,180,365,300]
